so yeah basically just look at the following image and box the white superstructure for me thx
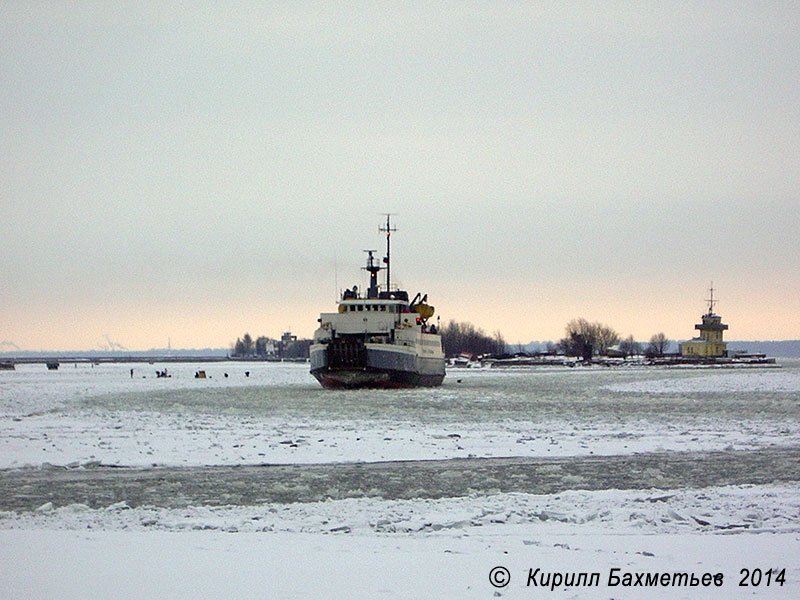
[310,219,445,388]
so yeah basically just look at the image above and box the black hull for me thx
[311,367,444,389]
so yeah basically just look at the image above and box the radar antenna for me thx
[379,213,397,292]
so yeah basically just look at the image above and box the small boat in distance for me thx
[310,216,446,388]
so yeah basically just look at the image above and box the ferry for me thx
[310,217,445,388]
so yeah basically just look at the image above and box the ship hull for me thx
[310,342,445,389]
[311,367,444,389]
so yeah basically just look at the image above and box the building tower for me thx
[680,283,729,358]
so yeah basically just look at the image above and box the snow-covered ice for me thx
[2,485,799,599]
[2,361,798,468]
[1,360,799,598]
[605,368,800,394]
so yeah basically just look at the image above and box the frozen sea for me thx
[1,360,799,598]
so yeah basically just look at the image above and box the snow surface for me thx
[2,485,799,599]
[2,362,799,468]
[1,361,799,598]
[606,368,800,394]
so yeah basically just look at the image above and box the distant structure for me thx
[278,331,297,356]
[680,284,729,358]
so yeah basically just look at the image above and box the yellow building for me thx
[680,285,728,358]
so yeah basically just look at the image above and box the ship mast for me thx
[706,281,716,314]
[379,214,396,292]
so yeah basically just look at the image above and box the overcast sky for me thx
[2,2,799,351]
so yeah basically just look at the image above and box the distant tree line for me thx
[437,317,671,360]
[441,320,506,357]
[558,318,620,358]
[229,320,673,362]
[282,338,312,359]
[619,335,642,357]
[555,318,671,359]
[645,332,670,357]
[231,333,311,359]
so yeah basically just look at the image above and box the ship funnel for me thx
[363,250,381,298]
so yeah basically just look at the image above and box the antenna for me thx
[379,213,397,292]
[705,282,717,314]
